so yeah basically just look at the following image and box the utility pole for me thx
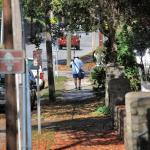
[92,31,96,50]
[3,0,17,150]
[99,31,103,48]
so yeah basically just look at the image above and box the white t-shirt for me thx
[70,58,83,74]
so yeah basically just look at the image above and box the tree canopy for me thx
[22,0,150,60]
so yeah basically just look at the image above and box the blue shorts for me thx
[73,74,79,78]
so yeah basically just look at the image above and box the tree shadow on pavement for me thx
[52,130,122,150]
[32,87,124,149]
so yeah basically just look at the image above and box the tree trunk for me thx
[105,29,116,63]
[45,11,55,102]
[30,16,33,40]
[46,39,55,102]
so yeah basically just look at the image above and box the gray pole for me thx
[11,1,23,149]
[15,74,21,150]
[56,46,59,76]
[67,30,71,66]
[0,10,3,45]
[22,74,27,150]
[11,1,29,149]
[26,59,32,150]
[37,68,41,134]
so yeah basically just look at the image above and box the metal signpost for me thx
[33,49,42,134]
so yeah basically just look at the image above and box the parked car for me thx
[58,33,80,50]
[0,71,37,110]
[30,65,45,90]
[0,74,5,106]
[29,70,37,110]
[28,58,45,90]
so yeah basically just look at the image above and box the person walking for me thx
[70,57,84,90]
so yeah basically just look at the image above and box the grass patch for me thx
[40,87,49,98]
[55,76,68,90]
[40,76,68,98]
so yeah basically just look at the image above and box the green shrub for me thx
[124,67,140,91]
[90,66,106,91]
[116,25,141,91]
[92,105,111,116]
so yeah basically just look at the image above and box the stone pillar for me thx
[108,76,130,108]
[105,63,124,107]
[125,92,150,150]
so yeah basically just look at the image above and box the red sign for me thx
[33,49,42,66]
[0,50,24,74]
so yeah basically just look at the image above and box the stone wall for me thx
[114,105,126,140]
[125,92,150,150]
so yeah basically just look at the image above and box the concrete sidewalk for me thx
[60,77,95,102]
[47,75,124,150]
